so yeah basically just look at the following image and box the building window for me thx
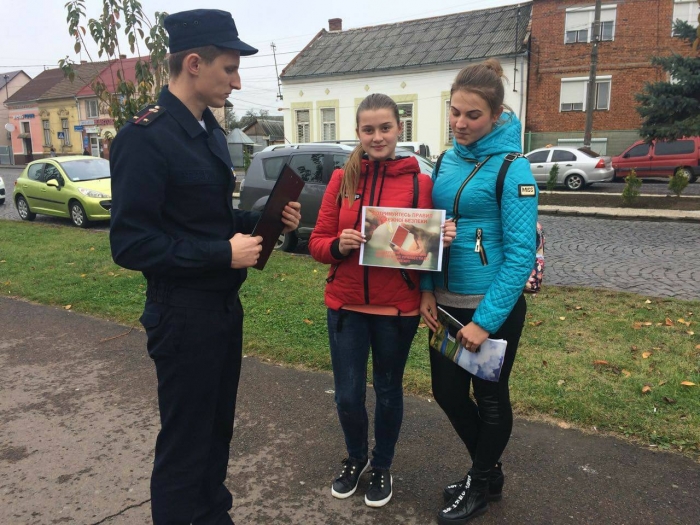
[445,99,454,144]
[295,110,310,143]
[560,77,612,112]
[565,6,617,44]
[86,99,100,118]
[42,120,51,146]
[673,0,700,34]
[398,103,413,141]
[320,108,336,141]
[61,118,71,146]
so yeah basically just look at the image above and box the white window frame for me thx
[295,110,310,143]
[42,119,51,146]
[565,5,617,44]
[445,99,454,144]
[398,103,413,142]
[672,0,700,35]
[86,99,100,118]
[320,107,336,141]
[61,118,71,146]
[559,76,612,112]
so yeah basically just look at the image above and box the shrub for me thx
[547,163,559,192]
[668,168,690,197]
[622,169,642,205]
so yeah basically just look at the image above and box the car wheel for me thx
[275,231,298,252]
[675,167,696,183]
[70,201,91,228]
[16,195,36,221]
[564,173,585,191]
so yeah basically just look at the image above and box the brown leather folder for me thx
[251,165,305,270]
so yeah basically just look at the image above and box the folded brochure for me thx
[250,164,305,270]
[429,306,507,382]
[359,206,445,271]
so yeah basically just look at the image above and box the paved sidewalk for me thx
[1,297,698,525]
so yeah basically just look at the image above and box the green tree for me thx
[668,168,690,196]
[635,14,700,141]
[621,169,642,206]
[59,0,169,135]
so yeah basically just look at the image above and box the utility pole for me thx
[271,42,283,104]
[583,0,602,148]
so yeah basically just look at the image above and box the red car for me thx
[612,137,700,183]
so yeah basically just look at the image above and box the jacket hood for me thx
[453,112,523,161]
[360,154,421,177]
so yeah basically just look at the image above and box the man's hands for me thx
[281,201,302,234]
[229,233,263,269]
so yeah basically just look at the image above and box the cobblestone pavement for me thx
[540,215,700,301]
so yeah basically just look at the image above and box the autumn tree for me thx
[59,0,169,135]
[635,9,700,141]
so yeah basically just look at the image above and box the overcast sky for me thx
[2,0,521,115]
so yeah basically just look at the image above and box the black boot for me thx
[443,462,504,502]
[437,470,489,525]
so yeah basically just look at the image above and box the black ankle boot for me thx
[437,470,489,525]
[443,462,504,503]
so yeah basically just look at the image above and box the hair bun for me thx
[482,58,504,78]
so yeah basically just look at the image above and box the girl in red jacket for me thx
[309,93,454,508]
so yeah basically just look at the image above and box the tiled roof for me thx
[5,68,65,104]
[281,3,532,80]
[243,117,285,140]
[38,61,109,101]
[0,70,26,91]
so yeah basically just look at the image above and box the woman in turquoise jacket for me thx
[420,58,538,525]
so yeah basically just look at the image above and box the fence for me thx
[524,130,641,156]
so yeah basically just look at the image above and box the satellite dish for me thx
[4,123,15,132]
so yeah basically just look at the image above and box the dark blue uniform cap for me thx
[164,9,258,55]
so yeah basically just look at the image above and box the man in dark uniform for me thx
[109,9,301,524]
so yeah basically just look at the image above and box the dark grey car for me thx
[238,144,434,251]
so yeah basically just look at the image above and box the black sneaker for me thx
[364,468,393,508]
[443,462,504,503]
[331,457,370,499]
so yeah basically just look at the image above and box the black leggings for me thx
[430,295,526,474]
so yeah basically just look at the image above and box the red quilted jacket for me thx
[309,156,434,312]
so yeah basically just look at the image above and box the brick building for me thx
[527,0,699,155]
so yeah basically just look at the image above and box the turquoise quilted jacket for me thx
[420,113,538,333]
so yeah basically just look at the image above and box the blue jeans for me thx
[327,308,420,470]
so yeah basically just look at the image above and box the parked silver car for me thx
[0,176,5,205]
[525,146,614,190]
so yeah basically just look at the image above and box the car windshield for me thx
[60,159,111,182]
[395,151,434,175]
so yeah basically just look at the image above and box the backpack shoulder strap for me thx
[496,152,525,209]
[433,150,447,180]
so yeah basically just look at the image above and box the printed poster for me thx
[359,206,445,272]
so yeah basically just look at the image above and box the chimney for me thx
[81,60,87,64]
[119,54,126,59]
[328,18,342,32]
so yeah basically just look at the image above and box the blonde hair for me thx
[450,58,512,116]
[338,93,400,206]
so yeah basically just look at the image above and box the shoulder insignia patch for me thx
[130,105,166,126]
[518,184,536,197]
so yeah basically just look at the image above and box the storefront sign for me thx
[80,119,95,126]
[13,114,35,119]
[74,125,84,132]
[94,118,114,126]
[85,127,99,134]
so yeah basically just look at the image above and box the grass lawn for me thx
[1,221,698,458]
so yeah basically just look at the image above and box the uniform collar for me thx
[157,85,223,138]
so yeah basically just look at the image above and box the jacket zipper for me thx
[442,156,491,289]
[364,161,381,304]
[475,228,488,265]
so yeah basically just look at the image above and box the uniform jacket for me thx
[309,155,434,313]
[420,113,538,333]
[109,86,260,291]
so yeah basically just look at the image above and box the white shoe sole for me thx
[364,475,393,508]
[331,460,370,499]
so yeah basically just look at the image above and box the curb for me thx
[539,206,700,223]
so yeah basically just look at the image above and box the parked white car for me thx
[525,146,614,190]
[0,176,5,205]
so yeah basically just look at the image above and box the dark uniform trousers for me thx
[140,283,243,525]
